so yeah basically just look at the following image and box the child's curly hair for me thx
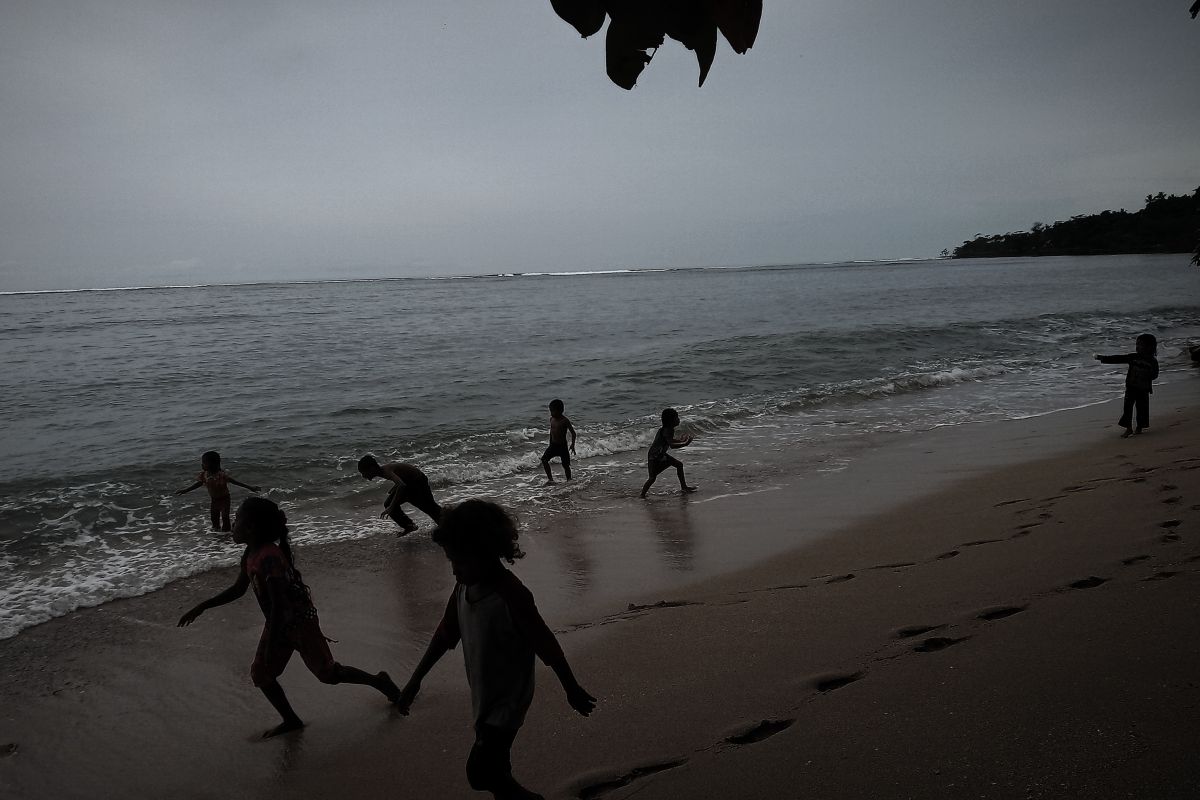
[432,499,524,564]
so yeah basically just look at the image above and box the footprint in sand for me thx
[1067,576,1108,590]
[894,624,946,639]
[868,562,916,571]
[1142,571,1178,582]
[1161,533,1182,543]
[935,550,960,560]
[1159,484,1179,492]
[577,760,689,800]
[724,719,795,745]
[1162,497,1182,505]
[1160,520,1182,529]
[993,498,1030,507]
[812,671,866,692]
[976,606,1026,621]
[825,573,856,584]
[961,539,1002,547]
[914,636,969,653]
[1121,554,1150,566]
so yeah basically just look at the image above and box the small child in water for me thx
[540,399,577,484]
[640,408,696,498]
[178,497,400,738]
[176,450,260,531]
[397,500,595,800]
[1095,333,1160,437]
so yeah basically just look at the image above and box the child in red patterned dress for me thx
[178,496,400,737]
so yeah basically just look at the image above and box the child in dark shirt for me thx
[640,408,696,498]
[1095,333,1160,437]
[178,497,399,738]
[396,500,595,800]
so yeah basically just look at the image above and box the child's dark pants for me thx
[466,723,518,791]
[1118,389,1150,430]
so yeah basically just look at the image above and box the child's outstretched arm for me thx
[397,592,459,713]
[227,475,261,492]
[177,570,249,626]
[176,480,203,495]
[1095,353,1132,364]
[670,433,693,448]
[503,579,596,716]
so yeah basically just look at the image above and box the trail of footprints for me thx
[572,452,1199,798]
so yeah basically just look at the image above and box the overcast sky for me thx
[1,1,1197,291]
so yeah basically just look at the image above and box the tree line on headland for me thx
[947,188,1200,264]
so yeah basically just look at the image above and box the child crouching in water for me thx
[1095,333,1159,437]
[178,497,399,738]
[397,500,595,800]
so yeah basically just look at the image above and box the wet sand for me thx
[2,383,1199,799]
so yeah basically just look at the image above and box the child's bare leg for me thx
[541,458,555,484]
[323,664,401,702]
[209,499,221,531]
[389,506,419,534]
[675,463,696,493]
[639,476,655,498]
[563,462,572,481]
[259,681,304,738]
[220,503,231,532]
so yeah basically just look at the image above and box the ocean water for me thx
[1,253,1197,639]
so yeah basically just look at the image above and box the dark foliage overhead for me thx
[551,0,761,89]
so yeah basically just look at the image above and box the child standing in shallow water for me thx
[178,497,400,738]
[176,450,260,531]
[397,500,595,800]
[540,399,577,484]
[1095,333,1160,437]
[640,408,696,498]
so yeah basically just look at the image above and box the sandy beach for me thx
[3,382,1199,800]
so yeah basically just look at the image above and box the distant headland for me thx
[947,187,1200,260]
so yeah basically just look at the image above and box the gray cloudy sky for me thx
[2,1,1197,291]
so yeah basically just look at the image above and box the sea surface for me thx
[1,254,1198,639]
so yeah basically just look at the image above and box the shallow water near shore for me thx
[1,253,1198,638]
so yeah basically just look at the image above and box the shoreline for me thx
[2,384,1199,798]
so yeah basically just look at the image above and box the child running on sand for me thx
[640,408,696,498]
[396,500,595,800]
[176,450,260,531]
[178,497,400,738]
[540,399,577,484]
[357,455,443,534]
[1095,333,1160,437]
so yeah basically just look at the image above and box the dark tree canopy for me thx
[950,189,1200,260]
[551,0,761,89]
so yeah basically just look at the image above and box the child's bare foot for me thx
[1134,428,1145,435]
[1121,428,1134,438]
[545,479,555,486]
[262,718,304,739]
[378,671,401,703]
[493,777,544,800]
[398,524,418,536]
[682,485,697,493]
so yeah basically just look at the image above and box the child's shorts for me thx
[542,443,571,466]
[647,455,681,477]
[250,617,336,686]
